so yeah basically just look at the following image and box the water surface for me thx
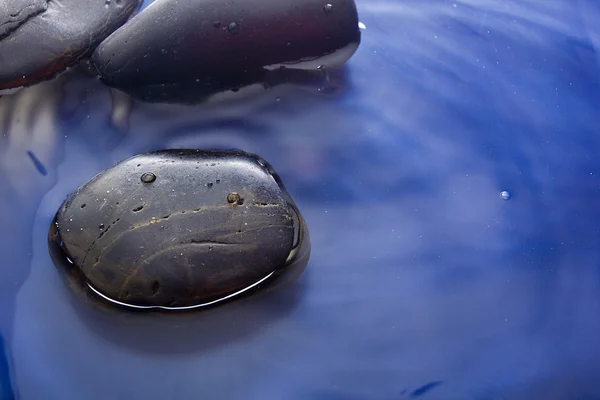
[1,0,600,398]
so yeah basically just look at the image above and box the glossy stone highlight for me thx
[48,150,310,310]
[91,0,361,94]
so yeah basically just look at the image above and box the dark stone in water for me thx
[0,0,141,90]
[48,150,310,311]
[91,0,361,94]
[120,66,345,105]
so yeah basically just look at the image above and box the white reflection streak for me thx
[86,270,275,310]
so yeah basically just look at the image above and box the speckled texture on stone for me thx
[91,0,360,93]
[49,150,309,309]
[0,0,140,90]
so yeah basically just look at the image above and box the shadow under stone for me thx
[47,216,312,355]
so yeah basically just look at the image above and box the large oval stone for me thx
[0,0,140,90]
[91,0,360,94]
[48,150,310,310]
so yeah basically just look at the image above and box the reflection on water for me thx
[1,0,600,398]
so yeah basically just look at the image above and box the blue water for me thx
[2,0,600,398]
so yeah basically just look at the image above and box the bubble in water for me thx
[500,190,511,200]
[141,172,156,183]
[324,3,333,13]
[99,223,105,230]
[228,22,240,34]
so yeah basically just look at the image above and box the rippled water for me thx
[2,0,600,398]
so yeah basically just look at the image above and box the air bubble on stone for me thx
[141,172,156,183]
[227,192,241,204]
[228,22,240,34]
[99,224,105,230]
[501,190,511,200]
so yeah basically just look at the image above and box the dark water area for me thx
[1,0,600,398]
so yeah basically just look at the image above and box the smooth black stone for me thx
[0,0,140,90]
[91,0,361,93]
[48,150,310,310]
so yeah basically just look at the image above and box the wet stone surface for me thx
[91,0,360,94]
[49,150,309,310]
[0,0,140,90]
[0,0,47,39]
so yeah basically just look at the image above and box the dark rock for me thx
[48,150,310,311]
[0,0,141,90]
[0,0,47,39]
[119,65,345,105]
[91,0,361,94]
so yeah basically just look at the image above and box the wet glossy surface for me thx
[1,0,600,398]
[0,0,140,90]
[92,0,360,98]
[51,149,307,309]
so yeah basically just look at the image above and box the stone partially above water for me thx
[0,0,140,90]
[91,0,361,94]
[48,150,310,310]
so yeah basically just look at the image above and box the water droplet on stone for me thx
[228,22,240,34]
[227,192,241,204]
[141,172,156,183]
[501,190,511,200]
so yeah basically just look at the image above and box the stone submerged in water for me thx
[48,150,310,310]
[91,0,361,94]
[0,0,141,91]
